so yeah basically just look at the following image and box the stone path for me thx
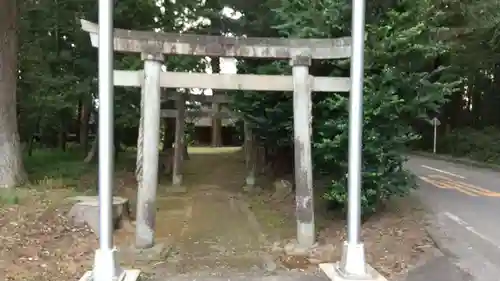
[143,147,281,279]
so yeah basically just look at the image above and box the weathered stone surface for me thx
[283,239,337,265]
[261,254,278,272]
[119,242,171,263]
[67,196,129,236]
[284,239,312,256]
[272,179,293,199]
[308,244,336,264]
[270,241,283,254]
[81,19,352,59]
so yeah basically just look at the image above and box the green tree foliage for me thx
[17,0,198,150]
[231,0,460,214]
[412,0,500,161]
[437,127,500,163]
[12,0,498,215]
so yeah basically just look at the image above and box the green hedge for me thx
[438,127,500,164]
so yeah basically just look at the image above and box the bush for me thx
[231,0,459,216]
[438,127,500,164]
[316,73,421,214]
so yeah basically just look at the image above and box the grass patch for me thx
[24,148,95,190]
[0,188,21,205]
[22,148,137,192]
[0,188,34,205]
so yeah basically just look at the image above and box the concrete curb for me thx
[420,213,498,281]
[422,216,457,261]
[409,151,500,172]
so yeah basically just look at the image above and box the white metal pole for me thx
[93,0,123,280]
[98,0,114,254]
[338,0,369,277]
[347,0,366,247]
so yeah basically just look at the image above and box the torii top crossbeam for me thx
[80,19,351,59]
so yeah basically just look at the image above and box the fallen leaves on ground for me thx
[249,191,436,280]
[0,190,97,281]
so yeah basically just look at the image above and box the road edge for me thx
[409,151,500,172]
[422,211,500,281]
[423,214,459,261]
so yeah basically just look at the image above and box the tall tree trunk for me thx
[76,99,82,141]
[0,0,27,187]
[79,102,91,153]
[27,118,41,157]
[58,113,67,151]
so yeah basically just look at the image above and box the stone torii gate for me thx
[78,18,375,281]
[164,93,256,189]
[162,93,235,149]
[80,17,351,247]
[160,91,235,186]
[160,92,233,121]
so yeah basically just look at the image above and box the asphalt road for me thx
[404,155,500,281]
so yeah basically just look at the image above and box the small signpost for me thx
[432,117,441,154]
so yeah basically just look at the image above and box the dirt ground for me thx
[248,191,436,279]
[0,147,436,280]
[0,188,98,281]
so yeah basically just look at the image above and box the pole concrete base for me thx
[79,270,140,281]
[338,241,367,277]
[319,262,387,281]
[79,248,141,281]
[319,242,387,281]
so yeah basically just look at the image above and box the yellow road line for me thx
[420,176,479,196]
[419,175,500,197]
[428,174,500,197]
